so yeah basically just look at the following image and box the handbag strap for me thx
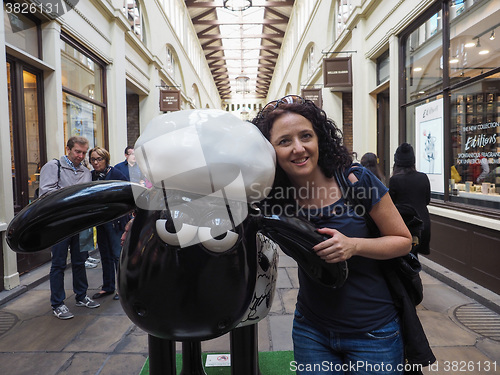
[335,168,422,274]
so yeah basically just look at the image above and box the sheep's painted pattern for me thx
[237,233,279,327]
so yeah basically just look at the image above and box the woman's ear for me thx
[7,181,143,253]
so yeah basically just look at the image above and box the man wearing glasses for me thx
[114,146,147,186]
[38,136,100,319]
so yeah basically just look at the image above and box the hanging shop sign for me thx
[323,57,352,89]
[160,89,181,112]
[301,88,322,108]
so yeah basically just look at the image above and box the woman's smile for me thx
[292,157,309,165]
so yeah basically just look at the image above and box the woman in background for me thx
[89,147,128,300]
[360,152,385,185]
[389,142,431,255]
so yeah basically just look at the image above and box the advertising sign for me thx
[415,98,444,193]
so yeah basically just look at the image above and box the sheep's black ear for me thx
[7,181,143,253]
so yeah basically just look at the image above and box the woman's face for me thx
[269,112,320,184]
[90,151,107,172]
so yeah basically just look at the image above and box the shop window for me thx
[401,0,500,211]
[166,46,175,79]
[377,50,390,85]
[7,58,45,211]
[3,1,41,58]
[404,9,443,103]
[61,36,106,150]
[123,0,144,41]
[61,40,103,102]
[449,0,500,84]
[307,45,315,79]
[449,77,500,209]
[336,0,353,37]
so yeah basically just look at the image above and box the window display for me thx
[402,0,500,210]
[451,84,500,206]
[60,36,106,151]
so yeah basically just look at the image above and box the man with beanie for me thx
[389,142,432,255]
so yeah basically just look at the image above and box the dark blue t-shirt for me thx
[296,165,398,333]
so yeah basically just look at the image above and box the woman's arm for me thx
[313,193,412,263]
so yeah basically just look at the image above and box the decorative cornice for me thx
[70,3,112,44]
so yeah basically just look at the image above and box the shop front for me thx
[4,3,49,275]
[400,0,500,293]
[2,2,108,281]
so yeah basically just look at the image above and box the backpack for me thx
[34,159,61,199]
[334,166,424,305]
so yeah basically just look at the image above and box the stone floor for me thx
[0,251,499,375]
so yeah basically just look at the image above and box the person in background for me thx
[114,146,147,186]
[38,136,100,319]
[77,158,100,269]
[89,147,128,301]
[389,142,431,255]
[252,95,412,374]
[360,152,385,185]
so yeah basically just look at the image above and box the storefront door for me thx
[7,57,50,273]
[377,89,390,180]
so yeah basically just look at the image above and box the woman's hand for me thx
[312,228,357,263]
[311,193,412,262]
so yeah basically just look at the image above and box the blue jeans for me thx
[97,222,122,293]
[50,235,88,308]
[292,310,404,375]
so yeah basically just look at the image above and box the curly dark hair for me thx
[252,99,354,211]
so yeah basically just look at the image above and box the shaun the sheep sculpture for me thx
[7,110,347,375]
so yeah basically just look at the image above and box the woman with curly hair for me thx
[252,96,412,374]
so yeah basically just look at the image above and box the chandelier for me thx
[223,0,252,12]
[235,75,250,94]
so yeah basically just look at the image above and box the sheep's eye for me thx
[198,227,239,253]
[156,220,197,246]
[198,214,239,253]
[156,206,197,246]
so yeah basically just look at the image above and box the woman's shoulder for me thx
[344,163,388,206]
[346,164,384,187]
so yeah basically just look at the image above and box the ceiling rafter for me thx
[185,0,295,102]
[185,1,294,8]
[193,19,288,26]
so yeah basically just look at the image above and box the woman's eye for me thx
[301,133,313,140]
[156,220,198,246]
[198,227,239,253]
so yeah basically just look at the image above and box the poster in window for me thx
[67,96,96,149]
[415,98,444,193]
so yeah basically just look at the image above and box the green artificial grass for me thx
[140,351,296,374]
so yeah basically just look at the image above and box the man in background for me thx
[114,146,147,186]
[39,136,100,319]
